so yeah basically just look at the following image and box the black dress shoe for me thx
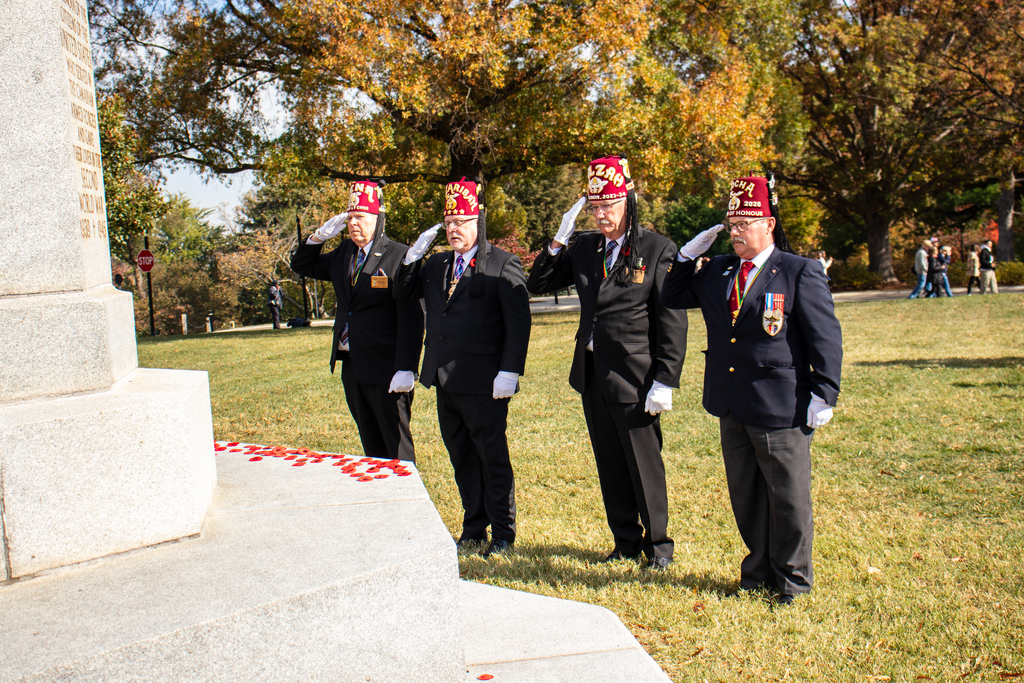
[646,556,672,571]
[773,593,796,606]
[455,537,486,550]
[593,549,642,564]
[481,539,513,558]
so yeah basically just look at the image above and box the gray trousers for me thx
[980,270,999,294]
[720,413,814,596]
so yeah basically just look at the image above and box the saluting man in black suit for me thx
[394,178,532,558]
[661,173,843,605]
[291,181,424,462]
[527,156,687,570]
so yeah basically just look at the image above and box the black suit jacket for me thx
[394,245,531,395]
[660,248,843,429]
[527,230,687,403]
[291,235,424,384]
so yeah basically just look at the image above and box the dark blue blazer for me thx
[661,248,842,429]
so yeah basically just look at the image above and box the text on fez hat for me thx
[444,178,480,217]
[587,156,635,201]
[727,176,772,218]
[347,181,383,214]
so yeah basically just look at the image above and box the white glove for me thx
[308,213,348,244]
[492,371,519,399]
[403,223,443,264]
[388,370,416,393]
[807,394,833,429]
[554,197,587,246]
[678,223,726,261]
[644,381,673,415]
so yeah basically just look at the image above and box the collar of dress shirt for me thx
[453,244,479,265]
[603,235,624,268]
[355,239,373,255]
[738,242,775,293]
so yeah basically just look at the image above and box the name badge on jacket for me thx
[763,293,785,336]
[370,269,388,289]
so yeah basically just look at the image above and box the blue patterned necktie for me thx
[454,254,465,281]
[340,247,367,348]
[604,239,617,278]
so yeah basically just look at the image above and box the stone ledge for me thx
[0,286,137,402]
[0,368,215,578]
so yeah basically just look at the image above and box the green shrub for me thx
[994,260,1024,285]
[947,262,968,287]
[828,262,884,290]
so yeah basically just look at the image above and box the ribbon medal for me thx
[762,292,785,336]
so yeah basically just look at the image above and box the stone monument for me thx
[0,0,216,581]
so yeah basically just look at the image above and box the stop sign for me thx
[137,249,155,272]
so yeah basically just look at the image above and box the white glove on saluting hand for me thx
[678,223,726,261]
[553,197,587,246]
[644,381,673,415]
[806,394,834,429]
[492,371,519,399]
[389,370,416,393]
[308,213,348,244]
[404,223,443,264]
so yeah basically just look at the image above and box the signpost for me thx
[137,240,155,336]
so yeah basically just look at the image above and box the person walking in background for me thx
[268,280,283,329]
[966,244,982,295]
[527,156,687,571]
[907,241,930,299]
[816,251,832,279]
[939,245,954,297]
[291,181,424,462]
[394,178,531,559]
[660,173,843,605]
[926,244,946,297]
[979,240,999,294]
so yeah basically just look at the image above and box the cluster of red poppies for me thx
[213,441,412,482]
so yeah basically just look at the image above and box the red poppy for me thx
[621,246,630,256]
[397,472,412,477]
[469,258,477,268]
[292,462,305,467]
[350,473,364,478]
[478,675,494,681]
[249,456,263,462]
[284,455,297,461]
[333,461,345,467]
[367,467,380,473]
[227,442,239,447]
[215,447,226,452]
[312,459,324,464]
[357,476,373,482]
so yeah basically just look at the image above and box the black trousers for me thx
[581,352,673,560]
[341,362,416,462]
[435,385,516,543]
[270,304,281,329]
[719,412,814,596]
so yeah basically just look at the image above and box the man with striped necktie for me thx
[527,156,687,570]
[394,178,532,559]
[291,180,424,462]
[660,173,843,605]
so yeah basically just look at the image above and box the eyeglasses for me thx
[586,199,625,215]
[728,218,768,233]
[445,218,477,229]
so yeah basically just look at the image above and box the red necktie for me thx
[730,261,755,323]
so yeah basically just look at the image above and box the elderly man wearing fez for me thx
[394,178,532,558]
[527,156,687,570]
[291,181,424,462]
[660,173,843,605]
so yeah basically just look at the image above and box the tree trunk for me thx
[865,215,897,282]
[996,168,1016,262]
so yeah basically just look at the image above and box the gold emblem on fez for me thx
[588,176,609,195]
[728,195,741,212]
[620,159,631,180]
[348,192,361,210]
[445,195,458,212]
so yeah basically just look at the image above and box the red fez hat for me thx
[587,156,635,201]
[727,176,772,218]
[443,178,480,217]
[347,181,382,214]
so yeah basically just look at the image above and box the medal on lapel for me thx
[632,256,646,284]
[762,292,785,336]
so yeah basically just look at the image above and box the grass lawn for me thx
[139,293,1024,682]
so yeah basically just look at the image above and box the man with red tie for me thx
[291,181,424,462]
[527,156,687,570]
[394,179,532,558]
[661,173,843,604]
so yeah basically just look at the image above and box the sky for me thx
[162,166,255,229]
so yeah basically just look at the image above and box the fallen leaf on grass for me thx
[691,647,704,657]
[866,677,891,681]
[692,602,705,613]
[880,470,896,477]
[998,674,1024,679]
[868,566,882,574]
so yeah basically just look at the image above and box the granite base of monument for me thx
[0,450,464,683]
[0,368,216,580]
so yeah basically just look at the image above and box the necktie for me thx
[350,247,366,285]
[603,240,617,278]
[447,254,465,300]
[340,248,368,348]
[730,261,755,324]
